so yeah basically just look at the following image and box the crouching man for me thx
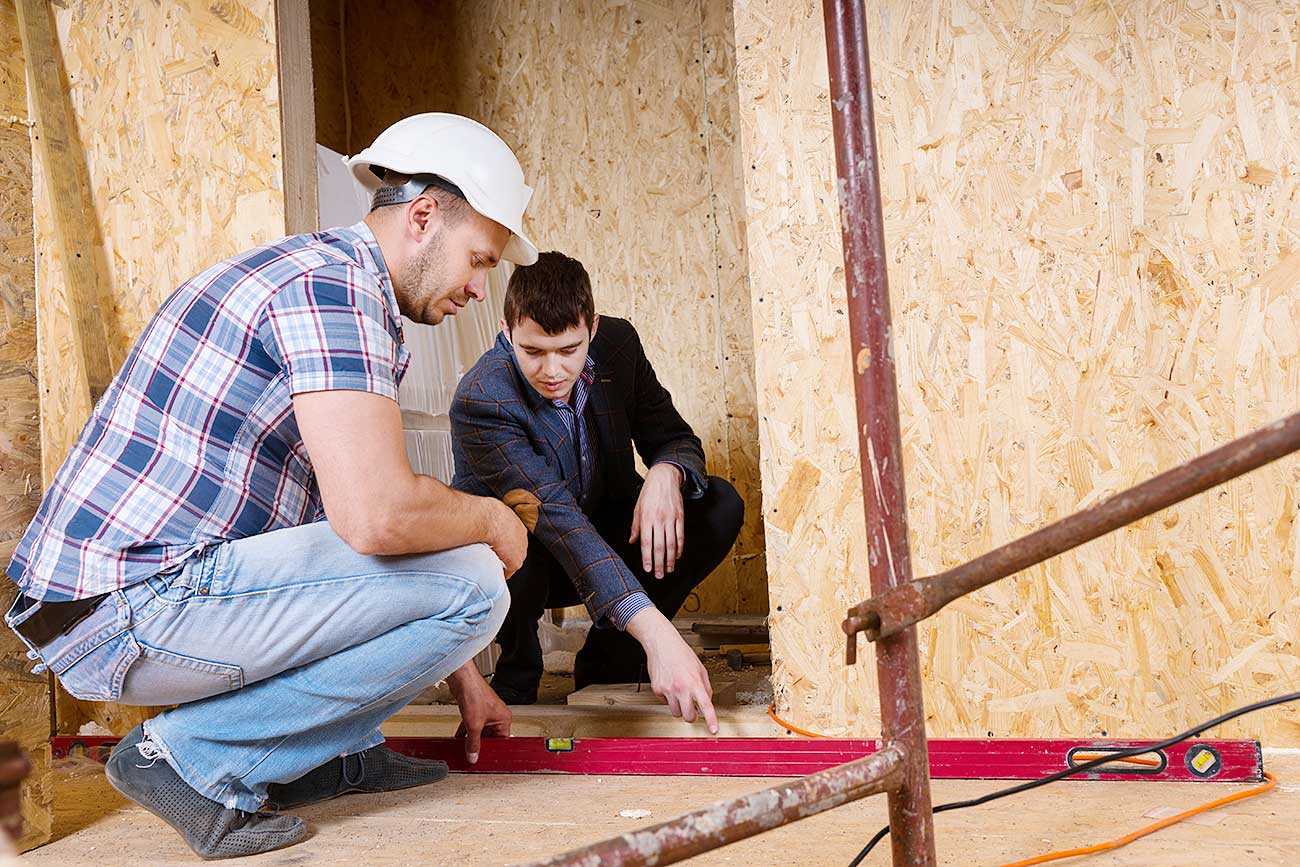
[450,252,744,727]
[4,114,535,859]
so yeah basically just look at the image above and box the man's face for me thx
[398,207,511,326]
[507,315,599,402]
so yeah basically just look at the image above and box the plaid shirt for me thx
[7,222,409,602]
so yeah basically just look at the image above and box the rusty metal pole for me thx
[822,0,937,863]
[532,746,906,866]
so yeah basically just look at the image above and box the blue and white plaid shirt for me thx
[8,222,410,602]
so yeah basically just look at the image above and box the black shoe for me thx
[105,724,308,860]
[265,744,448,810]
[489,679,538,705]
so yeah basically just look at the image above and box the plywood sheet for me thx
[0,0,50,849]
[737,0,1300,742]
[317,0,767,614]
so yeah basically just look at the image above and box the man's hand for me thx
[630,463,685,579]
[481,498,528,577]
[626,607,718,734]
[449,662,511,763]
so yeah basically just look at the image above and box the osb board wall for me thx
[314,0,767,613]
[737,0,1300,742]
[31,0,286,733]
[0,0,51,849]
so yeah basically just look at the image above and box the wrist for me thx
[447,661,483,694]
[625,606,674,647]
[652,462,683,485]
[474,497,505,546]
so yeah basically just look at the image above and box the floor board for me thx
[23,751,1300,865]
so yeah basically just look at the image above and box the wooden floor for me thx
[22,750,1299,865]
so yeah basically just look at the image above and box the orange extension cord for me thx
[766,705,1278,865]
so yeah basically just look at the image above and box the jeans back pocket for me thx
[44,595,141,702]
[119,641,244,706]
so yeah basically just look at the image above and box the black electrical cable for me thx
[848,689,1300,866]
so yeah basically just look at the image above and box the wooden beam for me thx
[381,704,785,739]
[14,0,114,401]
[0,0,52,849]
[566,681,740,708]
[275,0,318,234]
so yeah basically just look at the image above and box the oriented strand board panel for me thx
[0,0,51,850]
[30,0,287,734]
[316,0,767,614]
[738,0,1300,742]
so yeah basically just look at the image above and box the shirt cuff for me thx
[608,591,655,631]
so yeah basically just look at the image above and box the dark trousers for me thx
[491,476,744,701]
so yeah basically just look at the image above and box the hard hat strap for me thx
[369,173,467,212]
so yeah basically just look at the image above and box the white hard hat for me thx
[347,113,538,266]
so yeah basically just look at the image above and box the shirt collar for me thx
[496,330,600,409]
[343,220,404,344]
[550,356,596,410]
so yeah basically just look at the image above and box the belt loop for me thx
[114,589,132,628]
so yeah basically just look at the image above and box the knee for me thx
[453,543,509,637]
[705,477,745,542]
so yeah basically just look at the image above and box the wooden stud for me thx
[14,0,114,402]
[275,0,318,234]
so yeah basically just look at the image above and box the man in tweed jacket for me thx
[451,252,743,727]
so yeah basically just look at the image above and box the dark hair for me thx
[504,252,596,334]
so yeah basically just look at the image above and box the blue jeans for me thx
[4,522,508,812]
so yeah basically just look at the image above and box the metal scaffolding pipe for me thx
[822,0,937,861]
[531,745,906,866]
[845,411,1300,644]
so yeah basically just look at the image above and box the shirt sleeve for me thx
[259,265,404,400]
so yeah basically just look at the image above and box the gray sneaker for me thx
[266,744,449,810]
[105,724,309,860]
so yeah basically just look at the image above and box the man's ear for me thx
[499,318,510,343]
[406,194,439,240]
[589,313,600,340]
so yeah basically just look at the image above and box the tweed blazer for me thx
[450,316,706,625]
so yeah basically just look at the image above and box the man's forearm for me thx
[368,473,504,555]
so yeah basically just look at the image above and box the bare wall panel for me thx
[738,0,1300,742]
[30,0,287,734]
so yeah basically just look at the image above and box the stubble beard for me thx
[400,228,450,326]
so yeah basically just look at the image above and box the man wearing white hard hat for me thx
[4,114,533,859]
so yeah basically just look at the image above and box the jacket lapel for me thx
[587,363,617,458]
[534,405,577,480]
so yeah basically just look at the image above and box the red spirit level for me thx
[52,735,1261,783]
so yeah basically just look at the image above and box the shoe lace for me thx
[135,739,170,769]
[342,750,366,787]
